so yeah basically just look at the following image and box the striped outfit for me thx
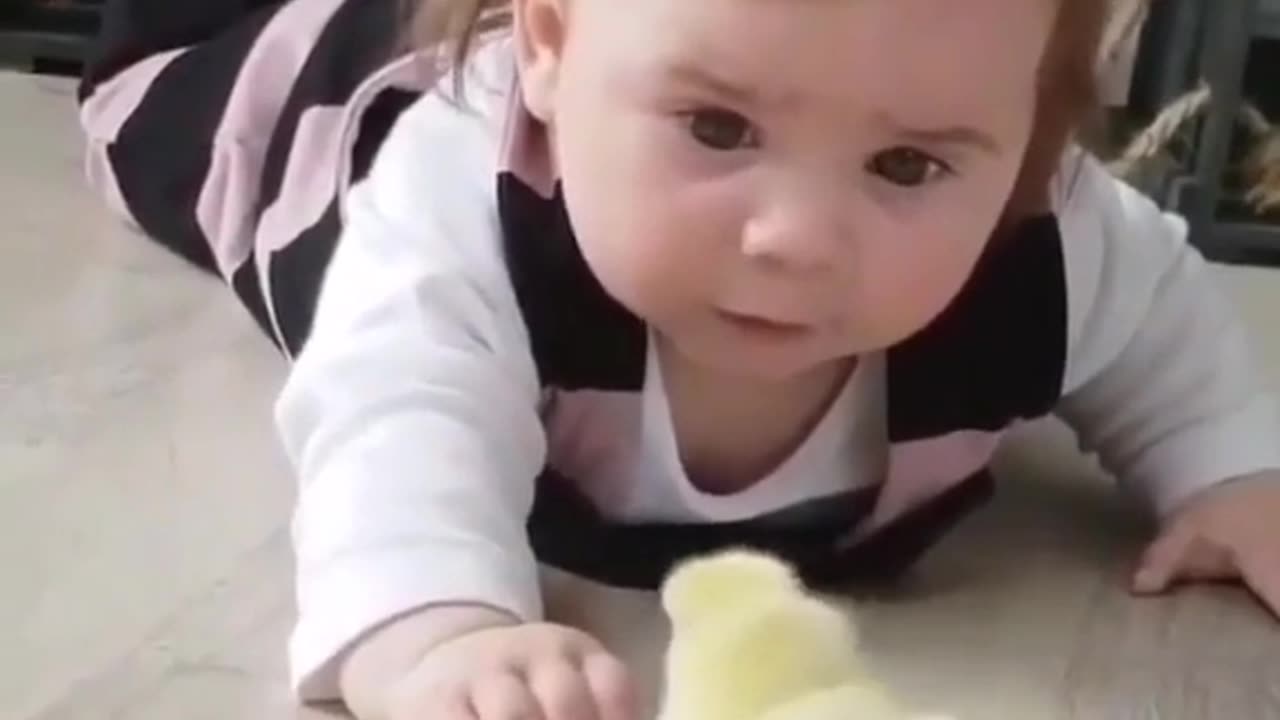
[78,0,421,353]
[78,2,1280,701]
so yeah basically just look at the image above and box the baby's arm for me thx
[1053,151,1280,518]
[339,604,519,717]
[273,69,547,703]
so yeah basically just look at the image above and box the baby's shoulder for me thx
[336,36,523,288]
[1047,144,1195,303]
[1049,145,1189,250]
[1046,145,1208,393]
[371,36,516,185]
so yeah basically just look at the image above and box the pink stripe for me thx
[79,49,184,143]
[255,106,346,257]
[544,389,644,512]
[78,49,185,227]
[335,53,445,222]
[498,83,557,198]
[196,0,349,280]
[865,430,1004,532]
[84,139,137,229]
[254,105,347,340]
[254,54,443,346]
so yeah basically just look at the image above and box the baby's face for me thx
[517,0,1056,380]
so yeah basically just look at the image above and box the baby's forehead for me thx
[588,0,1052,109]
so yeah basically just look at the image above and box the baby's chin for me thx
[664,330,859,385]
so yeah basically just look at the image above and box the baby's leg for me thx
[77,0,409,353]
[77,0,290,274]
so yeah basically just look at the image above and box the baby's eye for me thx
[868,147,949,187]
[686,108,758,151]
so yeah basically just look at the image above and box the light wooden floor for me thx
[5,71,1280,720]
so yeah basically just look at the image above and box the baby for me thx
[77,0,1280,718]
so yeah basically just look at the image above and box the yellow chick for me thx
[655,548,954,720]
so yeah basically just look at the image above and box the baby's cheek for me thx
[864,236,983,342]
[573,195,706,321]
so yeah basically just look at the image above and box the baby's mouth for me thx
[714,309,814,336]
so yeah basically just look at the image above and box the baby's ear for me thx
[511,0,565,122]
[660,548,800,626]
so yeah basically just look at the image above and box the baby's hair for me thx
[405,0,511,96]
[407,0,1114,224]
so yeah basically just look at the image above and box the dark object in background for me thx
[0,0,103,74]
[1125,0,1280,266]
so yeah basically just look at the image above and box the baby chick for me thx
[656,548,953,720]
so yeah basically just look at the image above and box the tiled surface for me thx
[4,71,1280,720]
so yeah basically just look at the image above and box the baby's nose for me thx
[739,194,848,273]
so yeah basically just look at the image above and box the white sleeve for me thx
[1055,151,1280,518]
[274,53,547,700]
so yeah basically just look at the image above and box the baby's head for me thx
[417,0,1110,380]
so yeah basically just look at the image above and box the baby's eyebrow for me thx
[884,121,1002,155]
[656,59,1003,155]
[657,60,793,108]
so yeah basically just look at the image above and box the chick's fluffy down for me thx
[657,549,956,720]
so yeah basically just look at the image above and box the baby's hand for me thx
[385,622,636,720]
[1132,471,1280,617]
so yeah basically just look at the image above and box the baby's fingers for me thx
[582,651,635,720]
[388,686,477,720]
[1134,524,1236,594]
[528,659,598,720]
[473,670,545,720]
[1132,523,1195,594]
[1238,549,1280,620]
